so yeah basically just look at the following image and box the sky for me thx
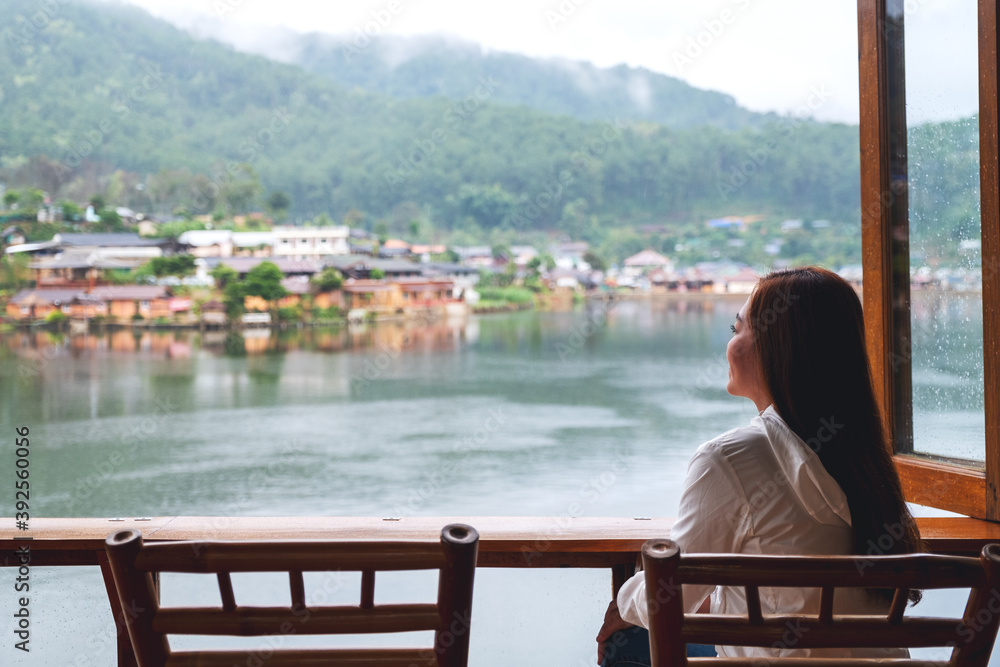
[109,0,979,125]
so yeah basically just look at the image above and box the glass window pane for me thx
[903,1,984,463]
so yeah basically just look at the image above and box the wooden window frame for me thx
[858,0,1000,520]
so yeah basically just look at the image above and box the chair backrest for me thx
[104,524,478,667]
[642,538,1000,667]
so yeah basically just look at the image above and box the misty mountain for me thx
[0,0,864,250]
[166,14,772,131]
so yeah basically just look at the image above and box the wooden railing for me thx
[2,515,998,666]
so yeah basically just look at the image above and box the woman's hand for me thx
[596,599,635,664]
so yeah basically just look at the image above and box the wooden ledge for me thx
[2,516,999,568]
[0,516,674,568]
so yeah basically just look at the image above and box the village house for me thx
[232,231,274,257]
[371,258,423,280]
[179,230,275,258]
[6,288,81,321]
[713,266,760,294]
[1,226,26,248]
[453,245,493,267]
[5,232,174,264]
[395,278,456,306]
[5,286,185,323]
[623,249,673,278]
[214,257,321,280]
[379,239,411,258]
[67,294,108,320]
[341,279,404,312]
[29,249,135,288]
[178,230,235,258]
[323,256,425,281]
[410,244,447,260]
[420,263,480,292]
[549,241,589,269]
[199,299,227,327]
[272,225,350,259]
[242,278,345,313]
[88,285,175,321]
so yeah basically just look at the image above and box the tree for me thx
[451,183,519,229]
[223,280,246,319]
[369,268,386,280]
[0,254,32,290]
[313,268,344,292]
[343,209,365,227]
[93,207,124,232]
[19,189,45,214]
[217,163,262,216]
[243,262,287,303]
[208,264,240,289]
[146,255,196,277]
[266,191,291,221]
[59,200,82,221]
[3,191,19,209]
[583,250,607,272]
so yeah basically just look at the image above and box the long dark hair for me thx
[748,267,923,568]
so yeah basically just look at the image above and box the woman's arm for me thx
[615,443,750,625]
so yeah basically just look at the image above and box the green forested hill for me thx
[0,0,863,257]
[289,33,772,130]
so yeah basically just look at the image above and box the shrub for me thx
[314,306,342,320]
[45,310,67,324]
[277,305,302,322]
[476,287,534,304]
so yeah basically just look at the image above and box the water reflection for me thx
[0,297,986,665]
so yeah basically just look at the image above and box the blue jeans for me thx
[600,627,716,667]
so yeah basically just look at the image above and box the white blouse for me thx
[616,406,906,660]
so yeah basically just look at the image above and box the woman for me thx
[596,267,922,665]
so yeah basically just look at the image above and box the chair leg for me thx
[98,552,139,667]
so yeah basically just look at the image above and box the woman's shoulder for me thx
[696,419,770,460]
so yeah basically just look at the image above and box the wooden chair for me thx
[104,523,478,667]
[641,538,1000,666]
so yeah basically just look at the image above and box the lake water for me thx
[0,295,987,665]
